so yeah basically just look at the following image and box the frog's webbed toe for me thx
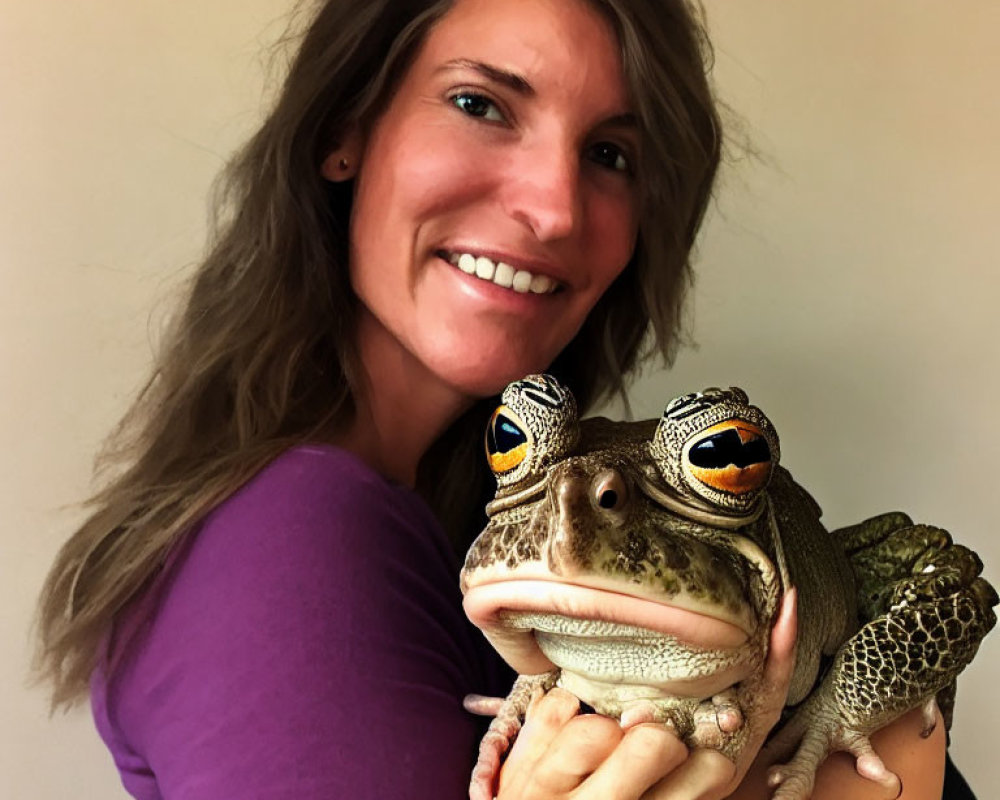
[689,688,747,753]
[708,689,746,733]
[463,694,505,717]
[470,725,516,800]
[469,672,558,800]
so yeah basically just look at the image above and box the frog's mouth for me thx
[463,579,754,680]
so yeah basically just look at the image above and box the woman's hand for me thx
[496,689,688,800]
[495,590,798,800]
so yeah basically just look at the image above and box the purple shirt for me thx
[91,445,513,799]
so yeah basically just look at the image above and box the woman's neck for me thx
[339,309,472,487]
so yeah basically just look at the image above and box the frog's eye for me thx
[486,374,581,488]
[486,406,531,473]
[652,387,779,514]
[684,420,773,496]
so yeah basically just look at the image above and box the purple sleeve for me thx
[95,446,508,800]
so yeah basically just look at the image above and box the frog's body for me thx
[460,375,996,800]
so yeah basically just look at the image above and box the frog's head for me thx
[461,375,784,698]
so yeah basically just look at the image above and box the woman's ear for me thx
[320,126,364,182]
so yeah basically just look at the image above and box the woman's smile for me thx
[437,250,560,296]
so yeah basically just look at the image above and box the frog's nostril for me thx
[592,471,627,513]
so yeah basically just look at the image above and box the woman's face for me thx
[347,0,640,397]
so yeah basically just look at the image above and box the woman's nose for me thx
[502,141,581,243]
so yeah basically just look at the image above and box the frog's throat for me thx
[556,660,755,704]
[485,473,765,531]
[463,580,752,675]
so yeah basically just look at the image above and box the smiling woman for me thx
[28,0,956,799]
[34,0,725,796]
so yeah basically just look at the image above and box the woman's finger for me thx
[583,722,689,800]
[640,747,737,800]
[527,713,626,795]
[756,588,801,764]
[761,587,798,715]
[497,688,581,797]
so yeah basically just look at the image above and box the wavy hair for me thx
[36,0,722,708]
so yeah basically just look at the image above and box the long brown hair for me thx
[36,0,722,709]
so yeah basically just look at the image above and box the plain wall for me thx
[2,1,997,797]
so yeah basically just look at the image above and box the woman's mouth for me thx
[437,250,560,295]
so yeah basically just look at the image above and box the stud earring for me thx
[321,150,358,182]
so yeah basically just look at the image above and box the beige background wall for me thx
[2,1,997,797]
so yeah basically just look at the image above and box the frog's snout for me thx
[544,461,632,577]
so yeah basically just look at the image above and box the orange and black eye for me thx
[485,405,531,474]
[685,420,772,496]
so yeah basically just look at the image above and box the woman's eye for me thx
[587,142,631,173]
[451,92,505,123]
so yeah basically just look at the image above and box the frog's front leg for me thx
[767,516,998,800]
[468,671,559,800]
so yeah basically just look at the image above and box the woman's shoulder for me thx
[194,443,447,558]
[210,443,431,524]
[103,444,457,674]
[173,443,455,599]
[101,443,474,707]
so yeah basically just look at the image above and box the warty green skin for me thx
[461,375,997,800]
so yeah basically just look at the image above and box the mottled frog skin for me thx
[460,375,997,800]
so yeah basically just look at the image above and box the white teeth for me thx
[511,270,533,293]
[475,256,495,280]
[494,261,515,288]
[458,253,476,274]
[445,251,558,294]
[529,274,553,294]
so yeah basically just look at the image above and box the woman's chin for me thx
[433,351,554,400]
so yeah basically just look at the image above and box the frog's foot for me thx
[691,688,746,751]
[765,720,900,800]
[471,719,520,800]
[463,694,505,717]
[469,673,558,800]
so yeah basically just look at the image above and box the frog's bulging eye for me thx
[651,386,779,514]
[686,421,773,496]
[486,374,581,492]
[486,406,531,473]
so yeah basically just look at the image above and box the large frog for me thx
[460,374,997,800]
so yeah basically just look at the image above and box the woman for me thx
[35,0,948,798]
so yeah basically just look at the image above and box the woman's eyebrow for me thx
[438,58,636,131]
[438,59,534,96]
[600,112,638,130]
